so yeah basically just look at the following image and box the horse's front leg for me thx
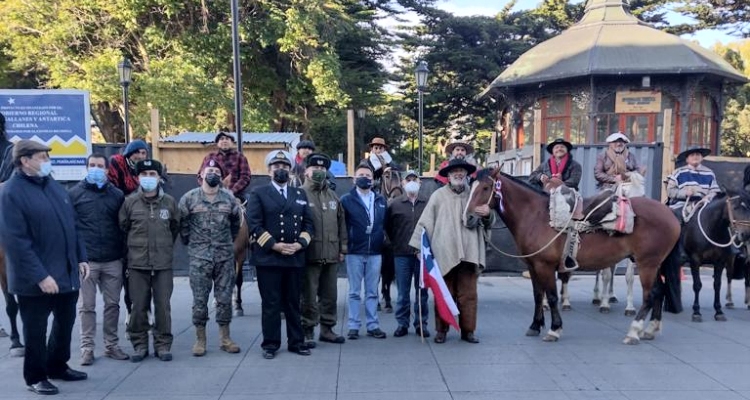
[543,282,563,342]
[599,267,612,313]
[691,265,703,322]
[5,293,23,356]
[526,269,545,337]
[234,262,244,317]
[559,272,571,311]
[713,266,726,321]
[640,278,665,341]
[625,259,636,316]
[726,267,734,308]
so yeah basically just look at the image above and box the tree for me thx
[676,0,750,37]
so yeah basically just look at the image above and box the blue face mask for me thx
[38,161,53,177]
[85,167,108,188]
[139,176,159,191]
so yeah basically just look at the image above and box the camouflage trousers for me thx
[189,258,236,326]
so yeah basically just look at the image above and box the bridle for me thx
[697,195,750,248]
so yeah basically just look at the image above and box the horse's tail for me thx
[659,242,683,314]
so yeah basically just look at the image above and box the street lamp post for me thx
[117,57,133,143]
[357,108,366,159]
[230,0,243,152]
[415,61,429,175]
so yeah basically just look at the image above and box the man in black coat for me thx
[248,150,314,360]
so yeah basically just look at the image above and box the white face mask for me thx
[404,181,420,195]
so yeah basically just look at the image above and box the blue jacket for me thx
[68,180,125,263]
[340,187,387,255]
[0,171,87,296]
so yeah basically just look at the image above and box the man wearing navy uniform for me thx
[247,150,314,360]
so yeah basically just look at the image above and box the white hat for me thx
[264,150,292,167]
[605,132,630,143]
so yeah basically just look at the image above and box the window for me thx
[539,93,590,144]
[686,93,716,149]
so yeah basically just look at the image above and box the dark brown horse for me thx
[0,247,24,356]
[681,193,750,322]
[233,201,250,316]
[466,168,683,344]
[378,167,403,312]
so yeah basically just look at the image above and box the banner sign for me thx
[0,90,91,181]
[615,90,662,114]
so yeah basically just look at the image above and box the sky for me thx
[433,0,740,48]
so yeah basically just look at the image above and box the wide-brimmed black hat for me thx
[676,146,711,163]
[305,153,330,169]
[438,158,477,177]
[546,138,573,154]
[215,132,236,143]
[297,140,316,150]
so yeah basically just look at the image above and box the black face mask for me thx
[273,169,290,184]
[355,176,372,189]
[205,172,221,187]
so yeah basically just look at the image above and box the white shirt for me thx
[271,181,288,198]
[356,188,375,226]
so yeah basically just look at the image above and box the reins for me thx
[696,196,749,248]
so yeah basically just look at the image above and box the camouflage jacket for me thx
[178,187,241,262]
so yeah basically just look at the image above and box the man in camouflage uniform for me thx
[179,157,242,357]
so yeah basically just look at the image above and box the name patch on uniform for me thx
[159,209,170,220]
[328,201,337,210]
[296,199,307,205]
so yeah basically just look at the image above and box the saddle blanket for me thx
[549,190,636,235]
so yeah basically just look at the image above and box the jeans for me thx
[394,256,429,329]
[78,260,123,352]
[346,254,382,331]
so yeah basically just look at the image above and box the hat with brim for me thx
[605,132,630,143]
[265,150,292,167]
[438,158,477,177]
[13,139,51,162]
[215,132,236,143]
[404,170,419,179]
[676,146,711,163]
[546,138,573,154]
[368,137,388,149]
[445,141,475,155]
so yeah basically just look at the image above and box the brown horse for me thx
[466,168,683,344]
[0,247,24,356]
[232,200,250,316]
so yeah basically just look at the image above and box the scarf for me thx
[549,154,569,176]
[606,148,629,177]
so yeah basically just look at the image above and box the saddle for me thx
[549,188,636,235]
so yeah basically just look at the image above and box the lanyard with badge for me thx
[364,193,374,234]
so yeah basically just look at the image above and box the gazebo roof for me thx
[479,0,747,97]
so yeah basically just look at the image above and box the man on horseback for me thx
[300,153,347,347]
[366,137,393,193]
[409,158,495,344]
[528,138,583,272]
[666,146,720,223]
[434,140,477,186]
[594,132,646,191]
[180,157,243,357]
[291,140,316,187]
[197,131,252,203]
[0,140,91,395]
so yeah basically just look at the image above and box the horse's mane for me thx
[501,172,550,198]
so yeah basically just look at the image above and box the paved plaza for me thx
[1,272,750,399]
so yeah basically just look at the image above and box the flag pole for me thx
[418,287,424,344]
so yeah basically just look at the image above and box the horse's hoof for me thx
[592,299,601,306]
[726,302,735,309]
[543,305,550,311]
[562,305,571,311]
[639,332,655,341]
[624,309,636,317]
[234,308,244,317]
[9,347,24,357]
[525,329,540,337]
[0,328,8,338]
[623,336,640,345]
[715,314,727,322]
[609,296,619,304]
[542,334,559,342]
[599,307,611,314]
[691,314,703,323]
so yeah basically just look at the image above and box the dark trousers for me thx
[17,291,78,386]
[301,262,339,329]
[127,269,173,352]
[435,262,478,334]
[256,266,304,351]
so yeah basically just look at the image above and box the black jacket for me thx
[248,184,314,268]
[385,194,427,256]
[69,180,125,263]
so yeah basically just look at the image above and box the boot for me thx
[303,327,317,349]
[219,324,241,354]
[319,325,345,344]
[192,325,207,357]
[560,228,580,273]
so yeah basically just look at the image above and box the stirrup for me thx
[560,257,579,273]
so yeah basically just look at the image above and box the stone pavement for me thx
[2,272,750,399]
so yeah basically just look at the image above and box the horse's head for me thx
[726,190,750,243]
[465,167,502,228]
[381,167,403,199]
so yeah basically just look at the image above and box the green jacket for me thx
[301,180,347,264]
[119,188,180,271]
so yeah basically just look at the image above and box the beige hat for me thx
[445,141,474,155]
[13,139,51,162]
[368,137,388,149]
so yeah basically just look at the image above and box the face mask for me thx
[311,170,327,184]
[85,167,107,187]
[37,161,53,177]
[273,169,289,184]
[205,172,221,187]
[139,176,158,191]
[355,176,372,189]
[404,181,420,195]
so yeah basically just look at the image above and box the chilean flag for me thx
[419,228,460,331]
